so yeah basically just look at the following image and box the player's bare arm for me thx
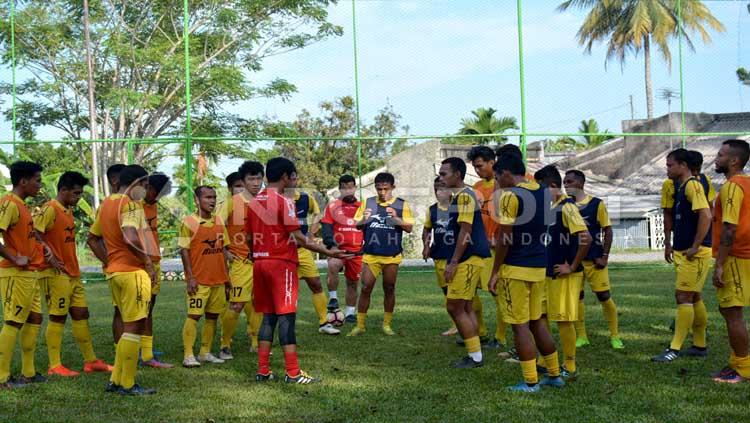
[34,230,65,272]
[0,229,28,267]
[421,227,432,261]
[488,223,512,295]
[179,247,198,296]
[86,233,108,266]
[292,230,350,259]
[123,226,156,283]
[445,221,472,282]
[685,208,711,260]
[595,226,613,269]
[555,230,592,276]
[386,207,413,233]
[713,222,737,288]
[663,208,674,263]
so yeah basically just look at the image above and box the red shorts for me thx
[252,259,299,314]
[330,255,363,281]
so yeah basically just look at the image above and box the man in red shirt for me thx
[321,175,364,323]
[246,157,348,384]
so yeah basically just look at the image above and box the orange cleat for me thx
[48,365,80,377]
[83,359,114,373]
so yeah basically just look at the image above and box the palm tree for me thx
[458,107,518,145]
[739,67,750,86]
[558,1,724,119]
[578,118,614,148]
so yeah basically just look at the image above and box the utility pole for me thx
[629,95,635,120]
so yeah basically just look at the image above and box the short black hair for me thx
[496,144,523,160]
[10,161,43,186]
[106,164,125,184]
[374,172,395,186]
[723,139,750,168]
[238,161,264,180]
[57,171,89,191]
[441,157,467,180]
[492,154,525,176]
[225,172,242,188]
[565,169,586,184]
[534,165,561,188]
[194,185,215,198]
[148,173,171,194]
[118,165,148,188]
[686,150,703,173]
[467,146,496,162]
[338,174,356,188]
[666,148,690,165]
[434,176,441,184]
[265,157,296,183]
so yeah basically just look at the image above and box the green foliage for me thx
[452,107,518,145]
[739,67,750,86]
[544,118,614,152]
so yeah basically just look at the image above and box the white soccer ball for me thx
[327,309,345,327]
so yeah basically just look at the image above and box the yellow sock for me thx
[543,352,560,377]
[312,292,328,325]
[383,312,393,327]
[558,322,577,372]
[692,300,708,348]
[140,335,154,362]
[521,359,538,385]
[494,295,507,344]
[537,355,546,367]
[71,319,97,362]
[735,354,750,379]
[221,309,240,349]
[118,332,141,389]
[200,319,217,356]
[670,304,694,351]
[357,312,367,330]
[183,318,198,359]
[20,323,41,378]
[249,309,262,349]
[465,335,481,354]
[110,341,123,385]
[243,302,254,337]
[0,325,20,383]
[575,299,588,340]
[46,321,65,369]
[601,298,619,338]
[472,294,487,337]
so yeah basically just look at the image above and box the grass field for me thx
[1,264,749,423]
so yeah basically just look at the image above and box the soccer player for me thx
[247,157,347,384]
[488,154,564,392]
[105,163,126,346]
[180,186,231,367]
[0,161,46,389]
[438,157,491,368]
[468,145,505,348]
[286,174,339,335]
[322,175,364,324]
[87,164,156,395]
[563,170,624,350]
[226,172,245,195]
[710,139,750,383]
[219,161,264,358]
[422,177,458,336]
[140,172,173,368]
[535,165,591,380]
[348,172,415,336]
[35,171,112,377]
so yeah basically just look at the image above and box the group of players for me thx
[1,138,750,394]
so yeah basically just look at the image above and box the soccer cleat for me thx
[479,336,491,345]
[48,365,80,377]
[1,377,28,390]
[344,314,356,324]
[507,381,540,393]
[318,323,341,335]
[382,325,395,336]
[483,338,504,350]
[540,375,566,388]
[441,327,458,336]
[576,338,591,348]
[141,358,174,369]
[710,366,735,379]
[610,337,625,350]
[117,383,157,395]
[105,382,121,393]
[450,356,484,369]
[198,352,225,364]
[255,372,276,382]
[347,327,366,337]
[84,359,114,373]
[713,369,745,384]
[679,346,707,358]
[537,365,548,375]
[182,356,201,368]
[219,347,234,361]
[18,373,47,384]
[152,348,165,358]
[560,366,578,381]
[503,347,520,363]
[284,370,320,384]
[652,348,680,363]
[327,298,340,311]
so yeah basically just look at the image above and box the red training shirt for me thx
[245,188,301,263]
[321,199,363,252]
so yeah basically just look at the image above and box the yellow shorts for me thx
[187,284,227,315]
[447,261,482,301]
[0,275,42,324]
[40,272,87,316]
[108,270,151,323]
[479,251,496,291]
[363,254,402,280]
[297,247,320,279]
[434,259,447,289]
[674,251,711,293]
[583,260,611,293]
[716,256,750,309]
[545,273,583,322]
[498,278,544,325]
[151,262,162,296]
[228,259,253,303]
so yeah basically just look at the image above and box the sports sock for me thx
[670,303,694,351]
[329,291,338,300]
[575,299,588,340]
[601,298,619,338]
[20,323,41,378]
[183,318,198,359]
[472,294,487,337]
[383,312,393,327]
[110,341,123,385]
[692,300,708,348]
[0,325,20,383]
[557,322,577,372]
[71,319,97,362]
[464,336,482,362]
[284,350,300,378]
[46,321,65,369]
[542,352,561,377]
[140,335,154,362]
[357,313,367,330]
[734,354,750,379]
[118,332,141,389]
[221,309,240,349]
[345,306,356,317]
[312,292,328,325]
[520,359,538,385]
[537,355,546,367]
[258,345,271,375]
[200,319,217,356]
[494,295,507,344]
[248,306,262,348]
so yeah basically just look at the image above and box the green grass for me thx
[2,264,749,422]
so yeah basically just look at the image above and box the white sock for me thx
[469,351,483,362]
[345,306,355,316]
[329,291,338,300]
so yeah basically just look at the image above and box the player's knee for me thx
[50,314,67,324]
[188,314,202,321]
[5,320,23,329]
[277,313,297,346]
[230,302,245,313]
[382,282,395,296]
[69,307,90,320]
[27,312,43,325]
[596,291,611,302]
[205,312,219,321]
[306,278,323,293]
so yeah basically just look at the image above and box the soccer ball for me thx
[327,308,345,327]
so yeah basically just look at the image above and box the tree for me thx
[457,107,518,145]
[558,0,724,119]
[543,118,613,152]
[739,67,750,86]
